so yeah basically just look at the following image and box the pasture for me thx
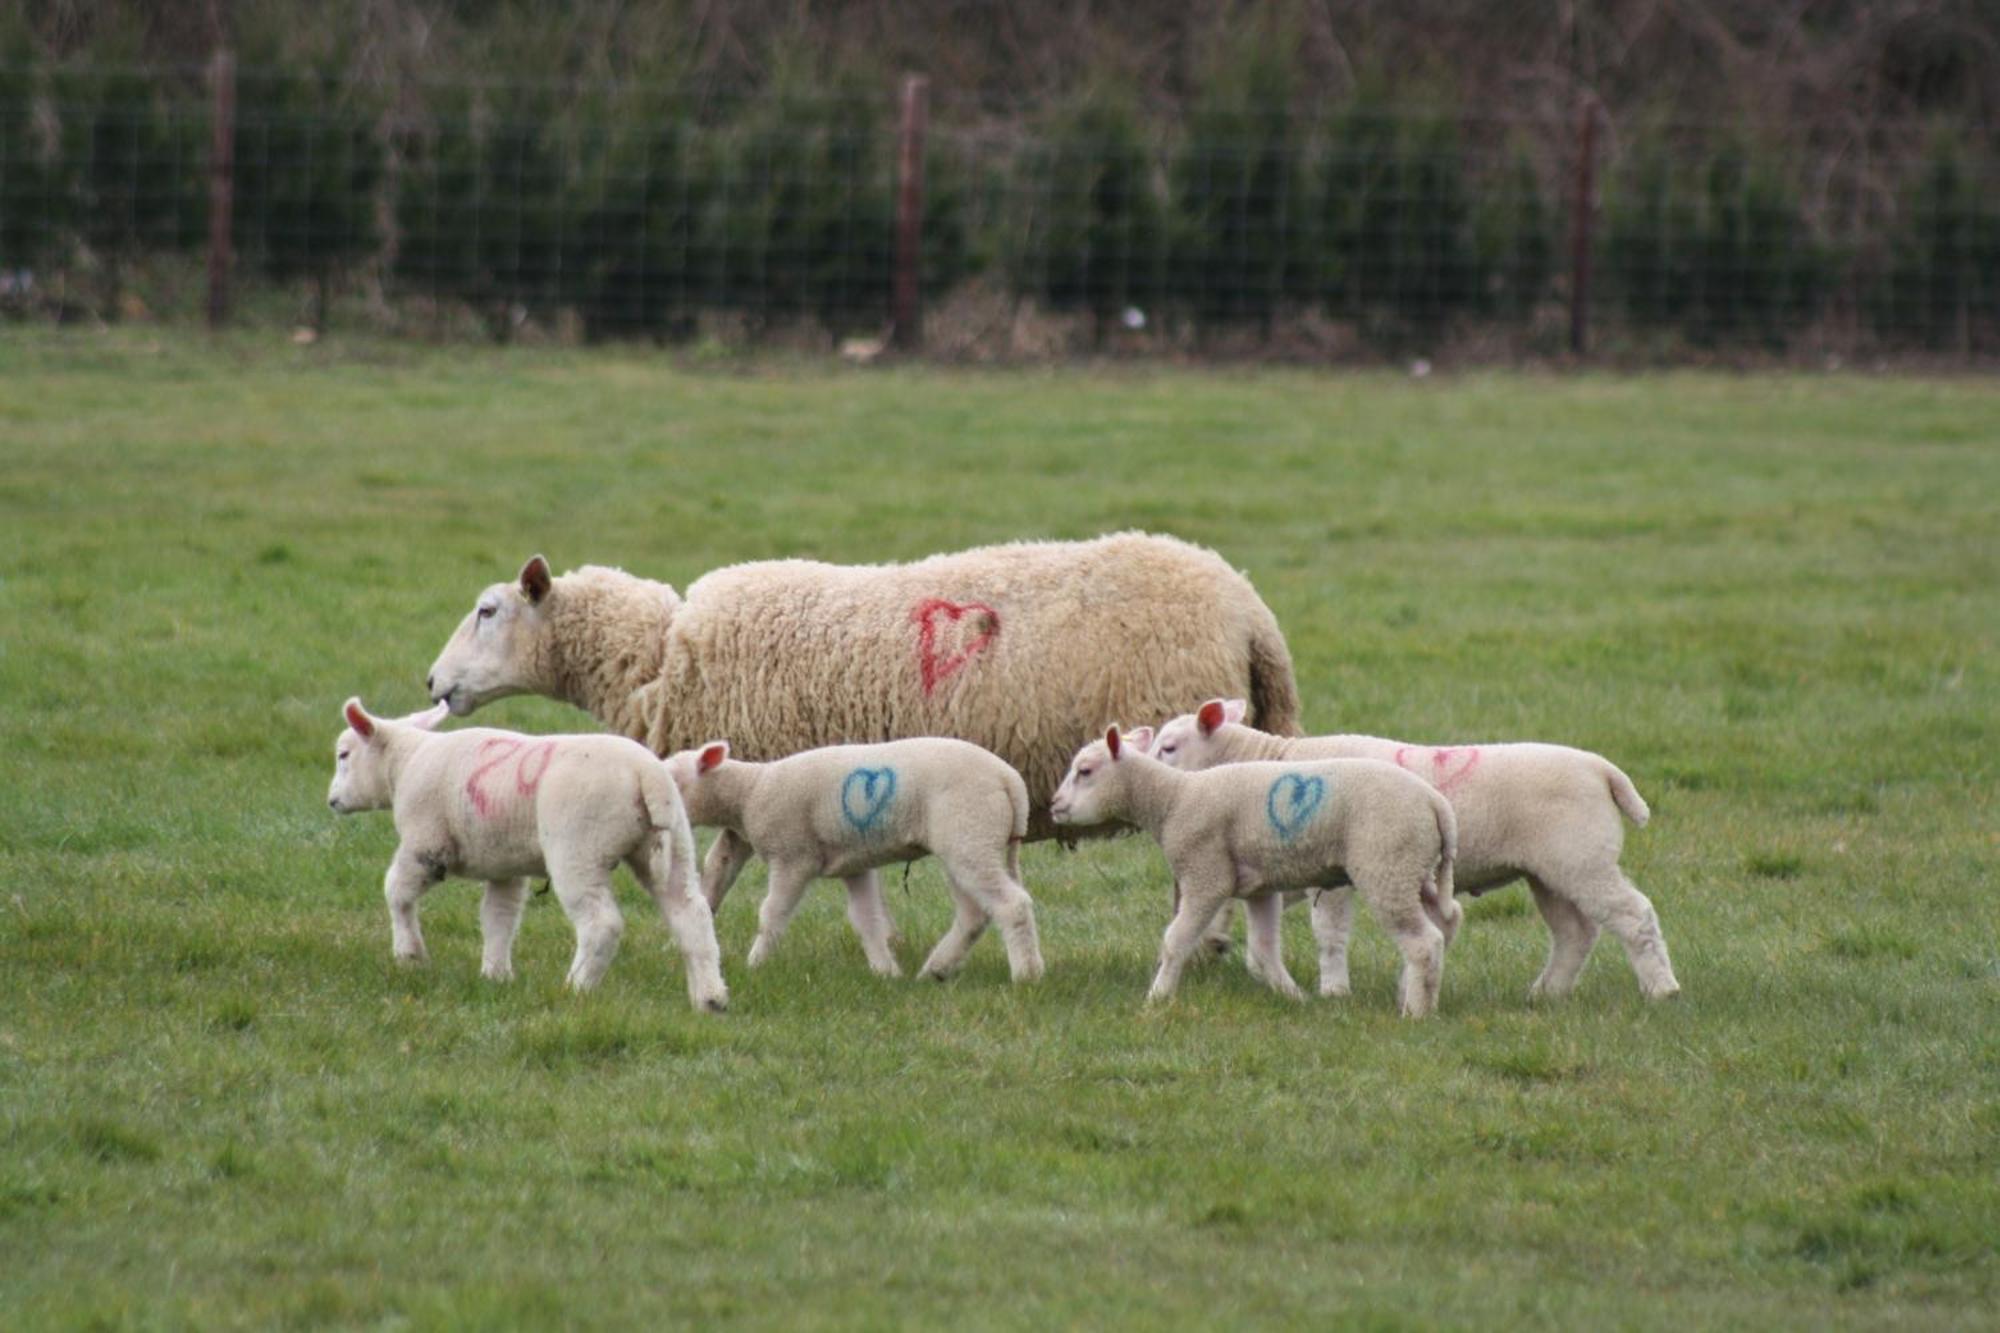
[1,333,1995,1328]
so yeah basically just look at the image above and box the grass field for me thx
[2,332,1996,1329]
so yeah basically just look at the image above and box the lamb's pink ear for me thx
[1126,725,1155,754]
[1224,698,1248,725]
[408,701,450,732]
[697,741,730,774]
[1105,725,1123,760]
[343,698,375,740]
[1196,699,1227,736]
[520,554,552,604]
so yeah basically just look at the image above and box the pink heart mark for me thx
[1394,745,1482,793]
[912,598,1000,695]
[465,738,555,817]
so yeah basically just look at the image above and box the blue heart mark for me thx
[1266,773,1327,843]
[840,767,898,833]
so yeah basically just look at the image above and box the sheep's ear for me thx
[697,741,730,774]
[1105,725,1123,760]
[520,555,552,604]
[343,698,376,740]
[1224,698,1248,725]
[1126,725,1155,754]
[1196,699,1227,736]
[408,701,450,732]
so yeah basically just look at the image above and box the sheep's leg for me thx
[919,882,989,981]
[383,850,436,965]
[1309,886,1357,998]
[949,864,1044,983]
[701,829,755,912]
[842,871,903,978]
[627,846,729,1013]
[1570,872,1680,1000]
[1526,877,1599,1001]
[746,862,814,969]
[1356,871,1445,1018]
[478,877,530,981]
[547,861,625,992]
[1150,870,1232,1003]
[1244,892,1304,1001]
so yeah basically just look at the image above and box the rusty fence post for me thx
[205,44,236,331]
[1568,95,1598,358]
[891,73,930,352]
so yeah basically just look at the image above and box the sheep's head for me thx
[327,698,446,813]
[1148,698,1247,771]
[427,555,556,716]
[1050,724,1153,827]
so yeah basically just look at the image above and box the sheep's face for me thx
[428,556,553,716]
[1051,725,1150,826]
[661,742,730,810]
[1149,698,1246,771]
[326,724,390,814]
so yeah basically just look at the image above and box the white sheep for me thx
[1051,726,1458,1015]
[662,737,1044,984]
[1149,700,1679,1002]
[325,699,729,1011]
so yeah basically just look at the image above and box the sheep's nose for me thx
[425,673,436,696]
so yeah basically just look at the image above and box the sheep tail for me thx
[1003,766,1030,882]
[1245,612,1302,738]
[641,763,702,899]
[1604,761,1651,827]
[1421,789,1462,941]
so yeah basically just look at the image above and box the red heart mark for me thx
[1394,745,1482,793]
[911,598,1000,695]
[465,738,556,816]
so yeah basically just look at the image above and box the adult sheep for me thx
[424,532,1300,840]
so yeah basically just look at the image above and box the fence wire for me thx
[1,63,1995,357]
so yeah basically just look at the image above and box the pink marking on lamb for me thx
[465,738,523,817]
[1394,745,1482,794]
[911,598,1000,695]
[515,741,554,797]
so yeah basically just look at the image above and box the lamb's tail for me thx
[1604,761,1651,827]
[1002,764,1031,882]
[1423,790,1462,944]
[641,762,702,899]
[1245,609,1303,738]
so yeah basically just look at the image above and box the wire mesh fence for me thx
[2,60,1995,359]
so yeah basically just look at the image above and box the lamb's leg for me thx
[1570,871,1680,1000]
[746,862,814,969]
[1526,877,1599,1001]
[627,846,729,1013]
[701,828,755,912]
[1308,886,1356,998]
[383,850,436,966]
[1150,870,1232,1003]
[919,882,989,981]
[478,877,530,981]
[1244,892,1304,1001]
[949,864,1044,983]
[1357,871,1445,1018]
[547,859,625,992]
[842,871,903,978]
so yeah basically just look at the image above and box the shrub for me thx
[1870,135,1998,351]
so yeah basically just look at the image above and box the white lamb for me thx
[1050,726,1458,1015]
[662,738,1044,984]
[1149,700,1679,1002]
[325,699,728,1011]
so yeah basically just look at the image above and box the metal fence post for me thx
[205,44,236,330]
[1568,96,1597,358]
[891,73,929,351]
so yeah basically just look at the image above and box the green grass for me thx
[2,331,1997,1329]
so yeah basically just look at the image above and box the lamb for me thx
[1147,700,1680,1003]
[661,737,1044,984]
[325,698,729,1012]
[1050,726,1458,1015]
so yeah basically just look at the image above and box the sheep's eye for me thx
[477,604,496,620]
[1159,744,1177,755]
[338,749,350,761]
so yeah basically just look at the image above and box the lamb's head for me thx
[1050,724,1154,827]
[427,555,558,716]
[662,741,732,820]
[1148,698,1247,772]
[327,698,447,813]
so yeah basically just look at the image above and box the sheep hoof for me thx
[703,995,729,1014]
